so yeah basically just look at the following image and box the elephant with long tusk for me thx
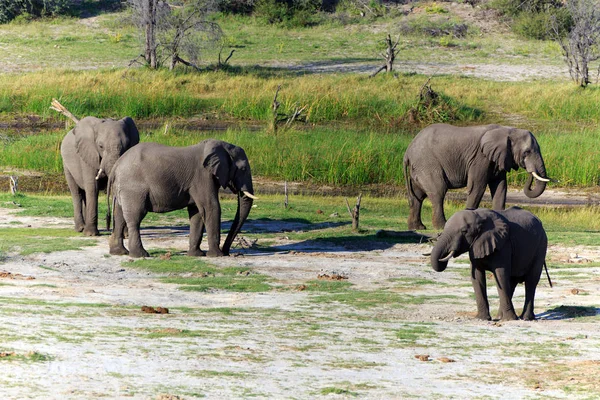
[403,123,551,230]
[108,139,257,258]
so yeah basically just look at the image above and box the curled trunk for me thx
[222,193,254,255]
[431,234,452,272]
[523,161,548,199]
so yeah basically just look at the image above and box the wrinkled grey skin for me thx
[404,124,549,230]
[108,139,255,258]
[61,116,140,236]
[430,207,547,321]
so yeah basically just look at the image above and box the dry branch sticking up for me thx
[50,99,79,124]
[270,85,307,133]
[345,193,362,232]
[370,33,400,78]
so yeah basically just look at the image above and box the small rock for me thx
[437,357,455,363]
[414,354,430,362]
[329,212,339,217]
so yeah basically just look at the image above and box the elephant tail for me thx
[543,261,553,288]
[404,158,414,207]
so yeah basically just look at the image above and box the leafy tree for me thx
[0,0,70,23]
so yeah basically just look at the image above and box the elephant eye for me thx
[523,150,531,157]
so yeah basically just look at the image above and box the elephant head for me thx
[480,126,550,198]
[74,116,140,182]
[203,139,257,255]
[431,209,509,272]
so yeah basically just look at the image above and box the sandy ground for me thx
[0,203,599,399]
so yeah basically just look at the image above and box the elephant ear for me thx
[480,127,514,172]
[74,117,101,168]
[471,210,509,259]
[121,117,140,147]
[203,142,231,189]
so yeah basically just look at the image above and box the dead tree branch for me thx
[270,85,307,133]
[345,193,362,232]
[370,33,400,78]
[9,176,18,195]
[50,99,79,124]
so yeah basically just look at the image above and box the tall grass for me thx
[3,124,600,187]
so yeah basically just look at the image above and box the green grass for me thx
[129,255,272,292]
[0,227,97,256]
[395,323,438,345]
[310,290,458,309]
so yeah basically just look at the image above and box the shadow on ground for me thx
[538,305,600,320]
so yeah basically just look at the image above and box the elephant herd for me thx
[60,117,552,322]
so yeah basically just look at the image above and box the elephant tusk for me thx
[438,250,455,262]
[531,171,550,182]
[95,168,103,180]
[242,191,259,200]
[422,252,432,257]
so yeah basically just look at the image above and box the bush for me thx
[254,0,321,27]
[218,0,255,14]
[400,15,469,38]
[0,0,71,23]
[513,8,571,40]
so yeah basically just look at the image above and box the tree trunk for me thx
[144,0,158,69]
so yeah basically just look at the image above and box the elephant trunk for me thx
[523,160,548,199]
[431,234,453,272]
[221,192,254,256]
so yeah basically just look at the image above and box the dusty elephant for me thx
[403,124,551,230]
[61,116,140,236]
[108,139,257,258]
[429,207,550,321]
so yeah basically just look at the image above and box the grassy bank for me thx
[2,124,600,188]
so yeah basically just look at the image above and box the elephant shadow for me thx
[536,305,600,321]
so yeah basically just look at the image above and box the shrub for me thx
[401,15,469,38]
[254,0,321,27]
[513,8,571,39]
[0,0,71,23]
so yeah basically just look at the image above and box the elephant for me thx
[403,123,551,230]
[61,116,140,236]
[429,207,550,321]
[107,139,257,258]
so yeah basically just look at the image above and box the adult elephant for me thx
[429,207,550,321]
[403,124,551,230]
[61,116,140,236]
[108,139,257,258]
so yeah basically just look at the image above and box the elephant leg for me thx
[124,205,149,258]
[109,201,129,256]
[407,180,427,231]
[521,258,543,321]
[496,277,518,321]
[465,173,487,210]
[488,174,507,211]
[193,193,223,257]
[187,204,206,257]
[471,266,491,321]
[429,190,447,230]
[82,182,100,236]
[492,267,518,321]
[65,169,85,232]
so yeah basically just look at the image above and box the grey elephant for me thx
[107,139,257,258]
[429,207,550,321]
[403,124,551,230]
[61,116,140,236]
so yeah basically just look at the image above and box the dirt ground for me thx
[0,200,599,399]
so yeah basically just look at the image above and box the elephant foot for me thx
[83,227,100,237]
[129,248,150,258]
[432,220,446,230]
[499,311,519,321]
[75,224,85,233]
[520,312,536,321]
[109,245,129,256]
[408,221,427,231]
[475,312,492,321]
[207,249,224,257]
[187,249,206,257]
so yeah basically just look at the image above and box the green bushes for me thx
[490,0,572,40]
[254,0,322,27]
[0,0,70,24]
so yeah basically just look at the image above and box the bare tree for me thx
[129,0,221,70]
[370,33,400,78]
[552,0,600,87]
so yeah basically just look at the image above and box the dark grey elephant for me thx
[108,139,257,258]
[403,124,551,230]
[429,207,549,321]
[61,116,140,236]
